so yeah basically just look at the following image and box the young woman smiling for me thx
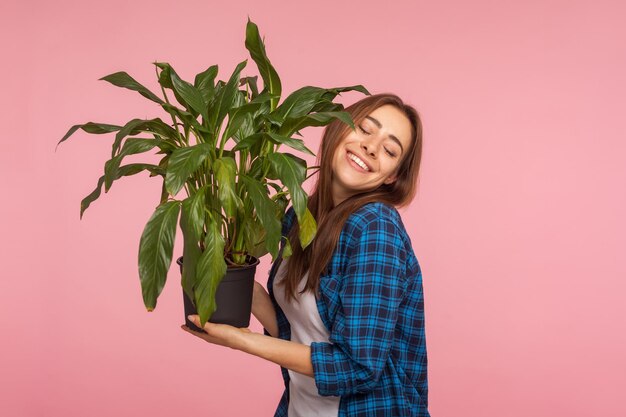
[182,93,430,417]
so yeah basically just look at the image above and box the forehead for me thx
[364,105,413,150]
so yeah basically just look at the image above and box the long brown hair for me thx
[278,93,423,303]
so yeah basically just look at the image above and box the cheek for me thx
[381,160,398,175]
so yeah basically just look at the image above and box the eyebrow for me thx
[364,116,405,154]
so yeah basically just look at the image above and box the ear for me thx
[383,174,398,185]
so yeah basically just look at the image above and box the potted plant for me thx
[57,18,369,330]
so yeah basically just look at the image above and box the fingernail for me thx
[187,315,193,320]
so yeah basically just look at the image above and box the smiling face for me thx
[330,104,413,206]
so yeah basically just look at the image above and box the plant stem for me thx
[155,65,185,147]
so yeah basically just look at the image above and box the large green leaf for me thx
[243,217,268,259]
[270,86,329,121]
[310,101,344,113]
[179,187,207,302]
[165,143,213,196]
[231,132,265,156]
[241,175,281,259]
[239,75,259,98]
[208,60,247,135]
[235,131,314,156]
[195,215,227,326]
[138,201,181,311]
[271,85,368,125]
[265,132,315,156]
[79,163,163,218]
[298,206,317,249]
[153,62,192,114]
[56,122,121,150]
[160,102,208,138]
[266,153,316,247]
[221,102,263,144]
[169,70,208,120]
[104,138,173,192]
[320,85,370,102]
[110,118,179,157]
[282,237,293,259]
[214,157,241,219]
[278,111,355,138]
[194,65,219,104]
[267,153,316,247]
[99,71,164,104]
[245,18,281,110]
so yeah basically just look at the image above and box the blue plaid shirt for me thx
[264,202,429,417]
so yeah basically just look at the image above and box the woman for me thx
[182,93,429,417]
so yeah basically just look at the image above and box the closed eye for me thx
[384,148,397,157]
[360,125,398,157]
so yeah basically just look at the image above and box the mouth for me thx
[346,151,372,172]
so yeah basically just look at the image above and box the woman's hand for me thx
[181,315,251,351]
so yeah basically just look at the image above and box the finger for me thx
[187,314,200,326]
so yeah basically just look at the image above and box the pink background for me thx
[1,0,625,416]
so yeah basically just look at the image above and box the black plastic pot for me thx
[177,255,260,331]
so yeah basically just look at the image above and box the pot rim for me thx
[176,255,260,270]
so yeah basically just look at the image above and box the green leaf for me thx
[160,102,208,137]
[245,18,281,110]
[231,132,265,156]
[279,111,355,138]
[250,90,280,105]
[99,71,164,104]
[56,122,121,150]
[214,157,242,219]
[271,84,369,128]
[310,101,344,113]
[165,143,214,196]
[248,156,265,179]
[79,163,163,219]
[320,84,370,101]
[241,175,281,259]
[104,138,172,192]
[169,70,208,120]
[239,75,259,98]
[195,214,227,326]
[298,206,317,249]
[208,60,247,135]
[244,217,268,259]
[222,102,263,144]
[153,63,182,95]
[270,86,328,121]
[265,132,315,156]
[267,153,315,247]
[138,201,181,311]
[110,118,178,157]
[179,187,207,302]
[282,237,293,258]
[194,65,219,104]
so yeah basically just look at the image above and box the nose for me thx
[361,137,380,158]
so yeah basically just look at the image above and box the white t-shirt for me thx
[273,258,341,417]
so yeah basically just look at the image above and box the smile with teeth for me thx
[348,152,370,172]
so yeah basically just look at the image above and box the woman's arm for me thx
[239,330,314,377]
[251,281,278,338]
[183,315,314,378]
